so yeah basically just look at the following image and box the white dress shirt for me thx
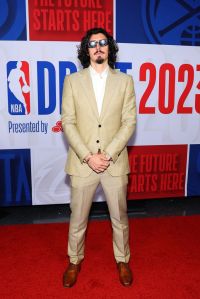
[89,65,109,115]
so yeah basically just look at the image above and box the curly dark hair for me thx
[77,28,119,69]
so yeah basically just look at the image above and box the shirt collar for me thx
[89,65,109,78]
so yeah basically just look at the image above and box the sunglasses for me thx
[88,39,108,48]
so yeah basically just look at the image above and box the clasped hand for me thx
[87,153,110,173]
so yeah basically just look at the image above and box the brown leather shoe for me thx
[117,262,133,287]
[63,263,81,288]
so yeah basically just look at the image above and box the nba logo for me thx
[7,61,30,115]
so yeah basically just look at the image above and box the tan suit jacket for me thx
[61,67,136,177]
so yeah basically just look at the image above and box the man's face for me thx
[88,33,109,65]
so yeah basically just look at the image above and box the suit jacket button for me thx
[98,124,101,127]
[96,140,99,143]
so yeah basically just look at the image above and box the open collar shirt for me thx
[89,65,109,115]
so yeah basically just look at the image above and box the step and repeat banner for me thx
[0,0,200,206]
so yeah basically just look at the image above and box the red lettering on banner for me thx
[129,174,158,193]
[48,9,57,30]
[177,64,193,114]
[29,0,113,40]
[56,10,65,31]
[40,9,48,30]
[62,0,72,7]
[127,145,187,200]
[159,63,175,114]
[139,63,156,114]
[139,153,178,173]
[83,10,111,33]
[128,154,139,173]
[139,63,200,115]
[34,0,54,7]
[33,8,80,32]
[137,175,144,192]
[195,65,200,113]
[33,9,41,30]
[151,174,158,192]
[129,174,138,193]
[160,173,185,191]
[72,11,80,31]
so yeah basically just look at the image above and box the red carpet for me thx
[0,215,200,299]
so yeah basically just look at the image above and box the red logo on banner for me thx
[52,120,63,132]
[28,0,113,41]
[127,145,188,200]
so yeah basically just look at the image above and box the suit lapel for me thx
[79,68,99,119]
[79,67,118,121]
[100,68,117,121]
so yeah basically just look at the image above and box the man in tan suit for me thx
[62,28,136,287]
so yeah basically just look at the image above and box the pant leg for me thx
[68,174,99,264]
[101,173,130,263]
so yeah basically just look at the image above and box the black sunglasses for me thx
[88,39,108,48]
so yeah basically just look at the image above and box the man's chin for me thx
[95,58,104,64]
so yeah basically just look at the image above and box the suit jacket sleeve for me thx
[61,76,91,163]
[105,75,136,163]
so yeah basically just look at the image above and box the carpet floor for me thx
[0,215,200,298]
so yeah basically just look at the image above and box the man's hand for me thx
[87,153,110,173]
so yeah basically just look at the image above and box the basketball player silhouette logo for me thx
[142,0,200,45]
[7,61,30,115]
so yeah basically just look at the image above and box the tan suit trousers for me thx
[68,171,130,264]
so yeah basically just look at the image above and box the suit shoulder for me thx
[113,69,133,80]
[65,68,87,81]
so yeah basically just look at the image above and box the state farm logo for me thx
[7,61,30,115]
[52,120,63,133]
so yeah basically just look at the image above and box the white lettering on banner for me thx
[10,104,23,113]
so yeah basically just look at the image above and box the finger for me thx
[95,166,105,171]
[95,169,102,173]
[99,167,107,172]
[101,162,110,167]
[100,157,109,161]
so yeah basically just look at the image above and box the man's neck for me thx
[90,61,108,74]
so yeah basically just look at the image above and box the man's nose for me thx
[96,43,100,50]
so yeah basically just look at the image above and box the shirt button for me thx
[98,125,101,127]
[96,140,99,143]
